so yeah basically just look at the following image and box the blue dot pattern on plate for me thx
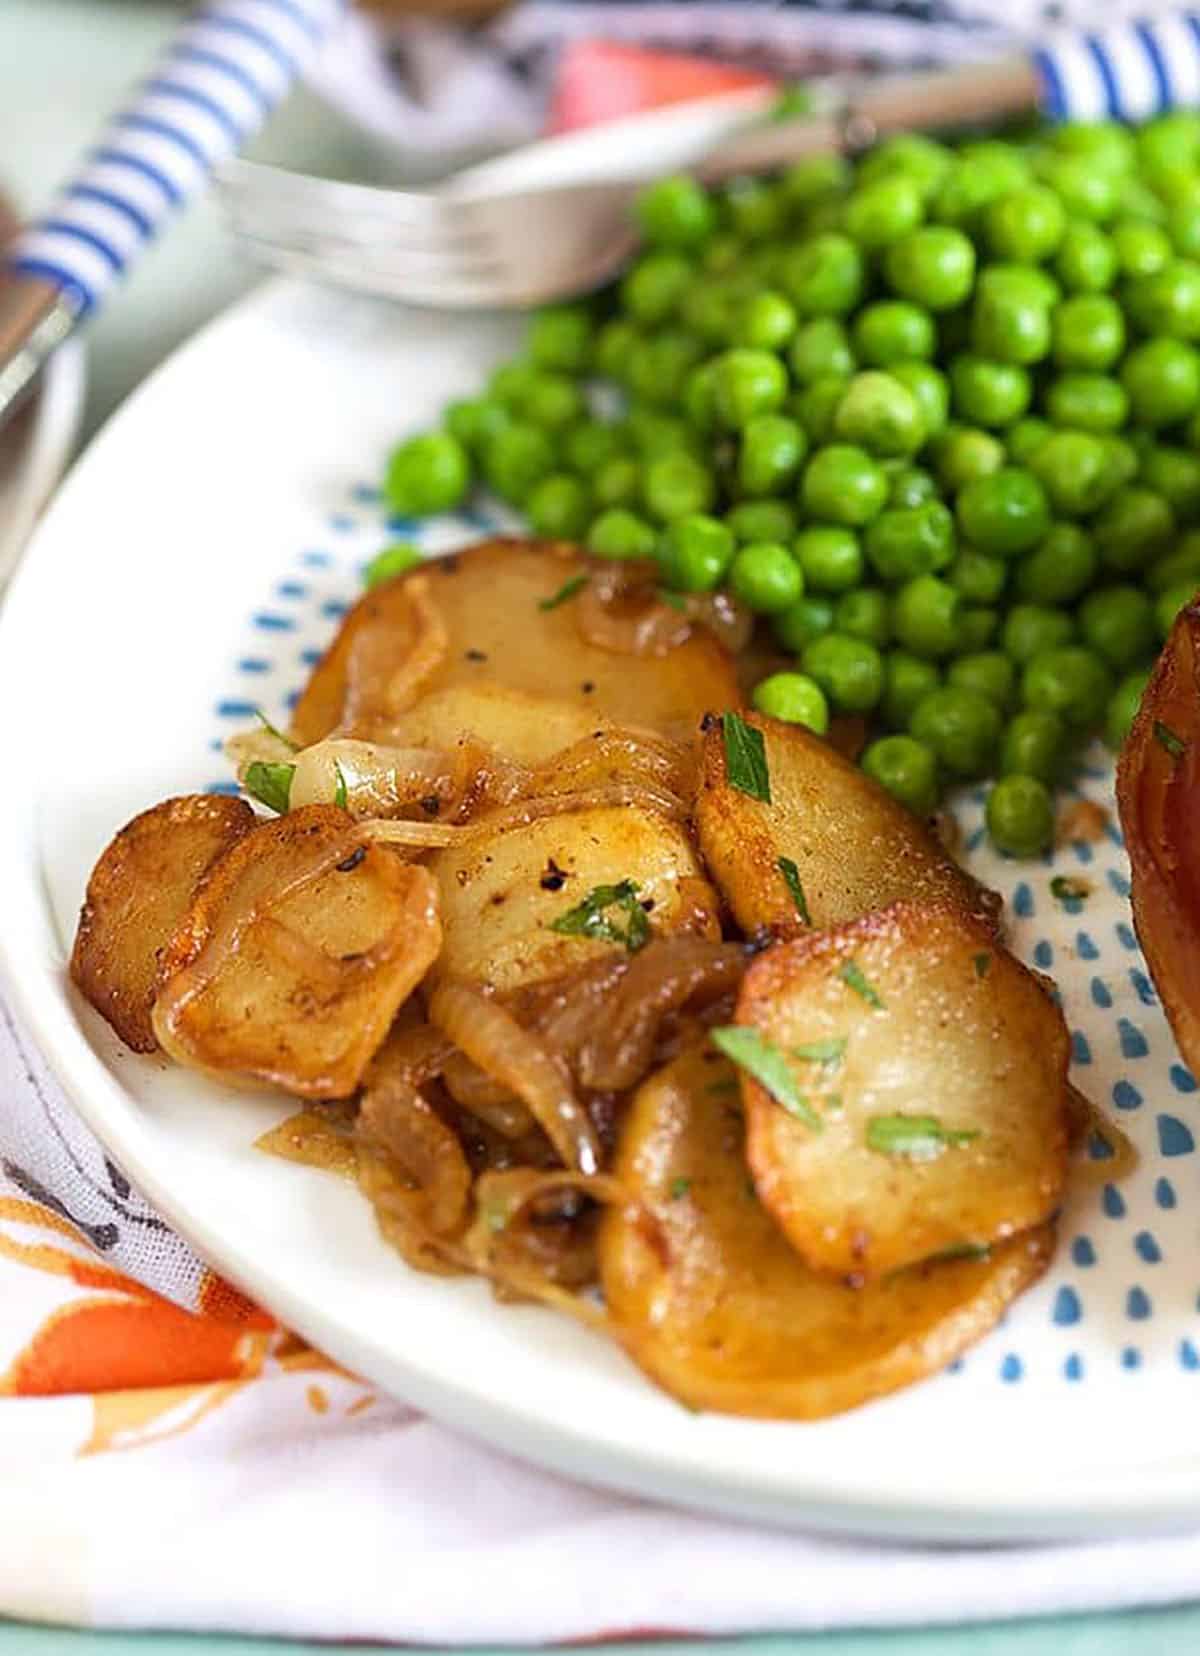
[205,478,1200,1391]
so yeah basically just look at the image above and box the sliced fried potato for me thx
[153,805,440,1097]
[432,803,720,993]
[599,1045,1054,1419]
[292,540,739,747]
[394,685,614,768]
[70,795,255,1052]
[735,903,1070,1279]
[694,711,996,937]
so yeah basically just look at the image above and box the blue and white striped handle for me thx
[6,0,345,315]
[1034,11,1200,124]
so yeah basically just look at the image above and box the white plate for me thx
[4,274,1200,1544]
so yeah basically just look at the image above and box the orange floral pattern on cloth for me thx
[0,1194,365,1454]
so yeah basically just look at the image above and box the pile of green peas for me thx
[382,111,1200,859]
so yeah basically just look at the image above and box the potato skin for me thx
[737,903,1070,1280]
[694,711,997,937]
[600,1044,1054,1419]
[292,539,740,748]
[70,794,255,1052]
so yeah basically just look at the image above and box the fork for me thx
[217,9,1200,310]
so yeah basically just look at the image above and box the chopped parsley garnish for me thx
[839,960,884,1008]
[550,879,650,952]
[777,855,811,924]
[973,952,992,979]
[791,1038,847,1067]
[254,708,297,750]
[669,1177,692,1200]
[244,761,294,816]
[706,1077,740,1096]
[722,710,771,803]
[538,574,587,612]
[710,1027,822,1131]
[657,587,688,611]
[333,761,348,810]
[1153,720,1186,759]
[1050,875,1089,903]
[866,1114,980,1160]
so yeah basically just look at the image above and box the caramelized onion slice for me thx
[153,805,441,1098]
[1117,600,1200,1077]
[428,982,602,1176]
[358,1073,471,1237]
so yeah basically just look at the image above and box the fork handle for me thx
[702,10,1200,181]
[0,0,346,427]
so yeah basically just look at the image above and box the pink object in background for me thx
[547,39,776,134]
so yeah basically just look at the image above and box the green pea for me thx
[861,734,939,815]
[592,455,641,510]
[1001,708,1068,784]
[1124,260,1200,339]
[562,419,625,476]
[739,414,808,497]
[445,396,511,454]
[1002,603,1076,666]
[1037,153,1118,222]
[792,523,864,593]
[1122,337,1200,427]
[1028,430,1117,518]
[793,375,851,443]
[594,319,640,380]
[888,465,939,508]
[971,274,1052,365]
[1102,436,1141,490]
[728,499,798,544]
[835,586,891,647]
[883,652,942,729]
[713,348,789,429]
[832,371,926,458]
[641,452,716,522]
[934,155,1014,227]
[384,430,470,516]
[587,508,657,561]
[948,548,1007,604]
[949,354,1031,427]
[985,775,1055,858]
[1022,646,1114,727]
[1156,581,1199,639]
[934,425,1006,491]
[801,444,889,526]
[773,593,836,652]
[1105,670,1152,750]
[363,541,421,588]
[947,650,1016,710]
[789,318,856,383]
[636,175,717,249]
[863,501,955,584]
[1112,216,1173,277]
[780,232,866,316]
[909,685,1002,778]
[892,574,961,658]
[751,671,829,733]
[1079,585,1157,670]
[1006,416,1052,465]
[780,154,852,210]
[985,187,1066,262]
[852,301,936,367]
[658,514,735,591]
[527,473,590,540]
[858,134,953,200]
[520,370,586,430]
[801,631,885,712]
[1051,293,1125,370]
[527,304,593,372]
[1148,537,1200,594]
[842,175,924,249]
[723,176,787,241]
[1137,445,1200,523]
[621,252,692,323]
[956,467,1050,556]
[625,331,705,408]
[1054,221,1118,292]
[1092,486,1175,574]
[729,542,804,615]
[682,360,720,432]
[959,606,1000,651]
[488,359,540,405]
[1044,373,1129,432]
[1050,121,1136,176]
[681,278,745,346]
[732,290,798,351]
[1139,111,1200,177]
[890,362,950,440]
[1015,522,1097,605]
[1168,198,1200,261]
[884,226,976,310]
[625,409,701,461]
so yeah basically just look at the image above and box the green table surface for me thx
[3,3,1200,1651]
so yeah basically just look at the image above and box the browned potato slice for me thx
[600,1045,1054,1419]
[153,805,440,1097]
[395,685,612,768]
[432,804,720,993]
[735,903,1070,1279]
[293,540,739,747]
[70,795,255,1052]
[694,711,995,936]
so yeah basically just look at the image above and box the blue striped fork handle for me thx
[0,0,346,430]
